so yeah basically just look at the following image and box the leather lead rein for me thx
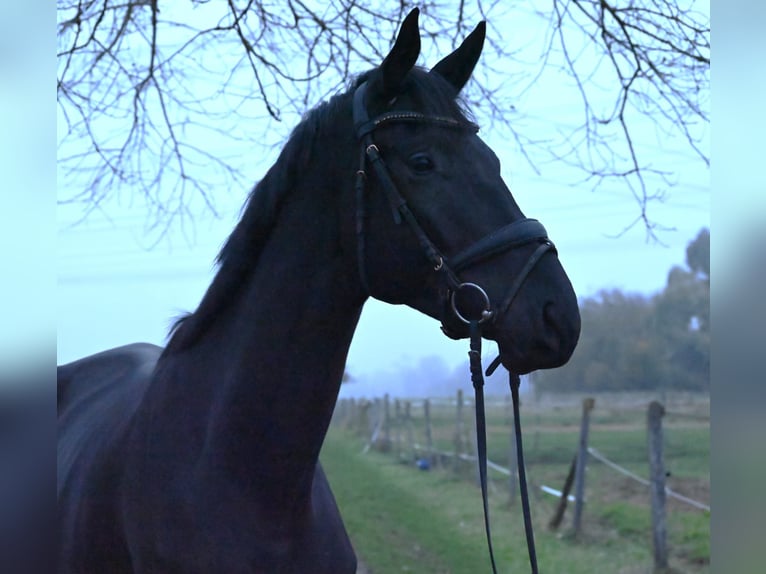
[481,353,540,574]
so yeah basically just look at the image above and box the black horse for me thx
[58,9,580,573]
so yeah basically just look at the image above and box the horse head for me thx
[353,8,580,375]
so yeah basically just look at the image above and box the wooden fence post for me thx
[453,389,465,474]
[549,455,577,530]
[648,401,669,572]
[348,399,359,434]
[394,399,401,457]
[369,398,380,438]
[382,394,391,451]
[572,397,595,537]
[404,401,414,460]
[358,400,370,438]
[423,399,434,465]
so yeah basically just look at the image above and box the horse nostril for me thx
[542,301,581,353]
[542,302,565,341]
[542,302,557,328]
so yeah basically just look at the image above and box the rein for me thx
[353,80,547,573]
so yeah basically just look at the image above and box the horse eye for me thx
[409,153,434,173]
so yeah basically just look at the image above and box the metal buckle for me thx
[450,282,493,324]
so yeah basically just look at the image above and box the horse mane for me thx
[162,68,471,356]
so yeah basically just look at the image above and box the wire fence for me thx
[332,390,710,567]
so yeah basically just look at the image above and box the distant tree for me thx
[57,1,709,239]
[537,289,662,392]
[685,227,710,282]
[537,228,710,393]
[652,227,709,388]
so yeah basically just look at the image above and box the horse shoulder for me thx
[58,343,161,573]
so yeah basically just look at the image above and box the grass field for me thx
[322,392,710,573]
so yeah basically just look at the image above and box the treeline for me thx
[536,229,709,393]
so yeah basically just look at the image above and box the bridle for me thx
[353,79,552,573]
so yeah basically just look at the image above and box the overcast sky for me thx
[56,3,710,391]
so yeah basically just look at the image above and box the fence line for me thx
[361,417,384,455]
[332,391,711,550]
[572,398,595,536]
[404,440,514,477]
[541,484,576,502]
[333,391,710,572]
[588,446,710,512]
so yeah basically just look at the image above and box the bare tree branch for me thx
[57,0,709,240]
[543,0,709,240]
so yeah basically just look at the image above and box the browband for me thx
[353,81,478,138]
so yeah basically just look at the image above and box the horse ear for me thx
[376,8,421,101]
[430,21,486,93]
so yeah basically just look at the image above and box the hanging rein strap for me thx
[472,335,539,574]
[466,236,548,574]
[509,371,539,574]
[469,321,498,573]
[487,358,540,574]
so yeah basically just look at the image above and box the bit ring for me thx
[450,282,493,324]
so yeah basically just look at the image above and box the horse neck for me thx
[168,149,363,504]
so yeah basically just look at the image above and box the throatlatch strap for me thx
[469,321,499,574]
[355,145,371,295]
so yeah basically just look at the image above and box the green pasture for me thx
[324,393,709,573]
